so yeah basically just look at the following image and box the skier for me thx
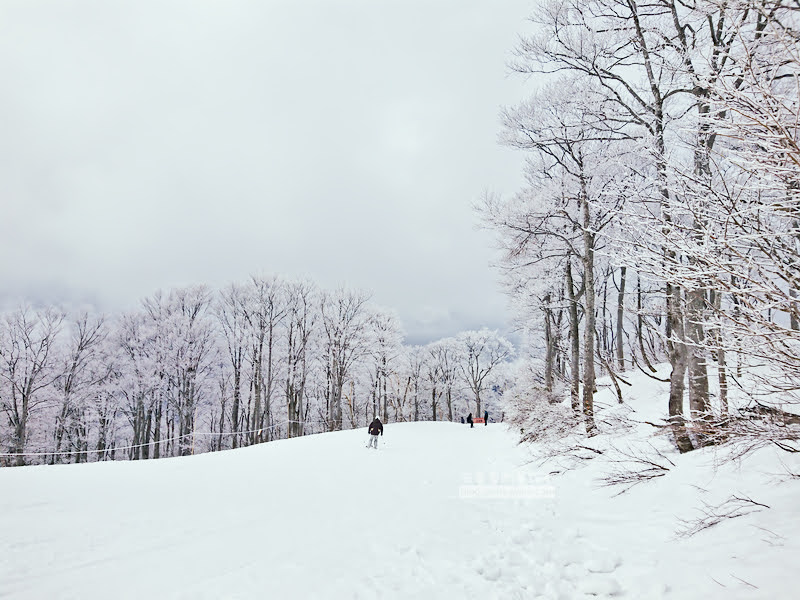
[467,413,473,428]
[461,416,465,424]
[367,416,383,449]
[484,410,488,426]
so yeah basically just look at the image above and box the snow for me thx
[1,369,798,599]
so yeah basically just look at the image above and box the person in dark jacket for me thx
[367,417,383,449]
[467,413,473,428]
[461,416,465,424]
[484,410,488,426]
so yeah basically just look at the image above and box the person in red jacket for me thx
[366,417,383,449]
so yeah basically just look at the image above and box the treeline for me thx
[482,0,800,451]
[0,278,512,467]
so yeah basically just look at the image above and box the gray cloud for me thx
[0,0,530,342]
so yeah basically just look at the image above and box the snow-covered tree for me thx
[242,276,287,443]
[365,307,404,422]
[0,307,64,465]
[320,287,371,431]
[284,280,318,438]
[456,329,514,417]
[215,283,250,448]
[50,312,108,464]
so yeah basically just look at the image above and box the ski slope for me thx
[1,376,798,599]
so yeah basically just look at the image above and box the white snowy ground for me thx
[1,371,798,599]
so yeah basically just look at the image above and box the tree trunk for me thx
[601,271,610,360]
[251,339,263,445]
[710,289,728,419]
[580,170,596,434]
[372,375,378,421]
[75,413,88,463]
[143,408,152,460]
[382,356,388,423]
[97,412,108,461]
[331,382,343,431]
[52,402,69,465]
[446,386,453,422]
[264,325,275,442]
[717,346,728,419]
[153,387,163,459]
[231,367,241,449]
[544,294,555,391]
[686,288,710,424]
[14,403,28,467]
[413,379,419,422]
[566,260,581,413]
[667,284,694,453]
[329,351,343,431]
[297,354,306,437]
[217,389,226,449]
[637,275,657,372]
[616,266,627,372]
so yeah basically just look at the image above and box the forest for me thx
[3,0,799,467]
[0,280,513,466]
[481,0,800,453]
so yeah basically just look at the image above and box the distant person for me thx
[467,413,473,428]
[484,410,488,426]
[366,416,383,449]
[461,416,465,424]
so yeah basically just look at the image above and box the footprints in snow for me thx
[475,524,625,598]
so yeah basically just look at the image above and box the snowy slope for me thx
[2,422,536,600]
[1,372,798,599]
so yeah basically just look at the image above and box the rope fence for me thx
[0,418,340,459]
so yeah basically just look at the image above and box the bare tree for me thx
[405,345,424,421]
[457,329,513,417]
[366,308,403,423]
[216,283,249,448]
[0,307,64,466]
[51,312,107,464]
[115,310,157,460]
[427,338,462,421]
[320,287,371,431]
[498,77,630,432]
[285,280,317,438]
[243,276,287,444]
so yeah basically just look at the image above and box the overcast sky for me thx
[0,0,532,343]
